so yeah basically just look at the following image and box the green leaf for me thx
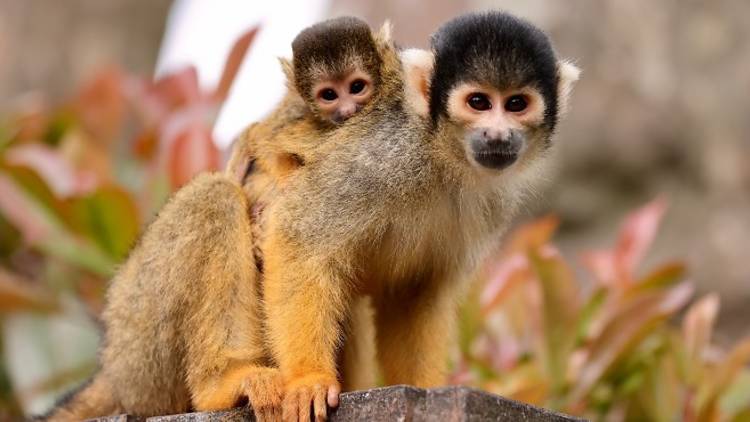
[576,288,607,345]
[631,262,686,294]
[569,282,693,403]
[458,288,484,355]
[0,173,115,276]
[697,339,750,421]
[529,249,580,395]
[70,185,140,262]
[721,371,750,420]
[43,111,75,147]
[0,163,64,221]
[0,337,24,420]
[0,214,20,258]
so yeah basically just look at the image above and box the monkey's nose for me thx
[481,128,510,145]
[338,102,357,119]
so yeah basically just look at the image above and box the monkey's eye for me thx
[319,88,338,102]
[467,93,492,111]
[350,79,367,94]
[504,95,528,113]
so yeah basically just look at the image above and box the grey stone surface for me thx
[87,385,586,422]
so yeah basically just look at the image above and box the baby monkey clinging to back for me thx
[290,16,382,124]
[227,16,391,184]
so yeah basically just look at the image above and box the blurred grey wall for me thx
[0,0,171,102]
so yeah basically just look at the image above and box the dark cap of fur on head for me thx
[292,16,382,101]
[429,12,560,130]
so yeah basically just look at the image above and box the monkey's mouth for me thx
[472,147,519,170]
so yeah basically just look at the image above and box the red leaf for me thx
[215,26,260,101]
[614,197,668,284]
[580,250,617,286]
[132,128,159,161]
[71,66,127,143]
[505,215,560,255]
[153,66,203,111]
[167,125,220,189]
[481,253,531,313]
[682,293,720,365]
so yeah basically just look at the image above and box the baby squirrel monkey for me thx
[291,16,381,125]
[43,17,392,422]
[227,16,394,287]
[227,16,388,186]
[256,11,580,421]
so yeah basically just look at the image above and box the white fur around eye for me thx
[446,83,486,124]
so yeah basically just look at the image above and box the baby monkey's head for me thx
[291,16,383,124]
[429,12,579,172]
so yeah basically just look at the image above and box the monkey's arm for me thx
[262,223,351,422]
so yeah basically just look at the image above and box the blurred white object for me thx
[156,0,331,148]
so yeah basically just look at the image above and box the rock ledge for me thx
[88,385,586,421]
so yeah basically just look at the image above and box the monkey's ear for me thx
[278,57,295,89]
[401,48,434,118]
[375,20,394,45]
[557,60,580,116]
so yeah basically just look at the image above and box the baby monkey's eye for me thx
[319,88,338,101]
[504,95,528,113]
[467,93,492,111]
[350,79,367,94]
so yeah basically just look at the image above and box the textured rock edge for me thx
[87,385,587,421]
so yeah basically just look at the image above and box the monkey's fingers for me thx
[312,384,328,421]
[256,406,282,422]
[281,387,309,422]
[282,375,339,422]
[326,384,340,408]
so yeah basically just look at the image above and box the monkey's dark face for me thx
[445,82,548,171]
[429,12,562,172]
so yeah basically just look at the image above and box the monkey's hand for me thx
[282,373,340,422]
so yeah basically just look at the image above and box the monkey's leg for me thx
[175,174,282,421]
[373,280,458,387]
[339,297,377,392]
[263,234,349,422]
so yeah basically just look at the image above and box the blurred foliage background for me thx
[0,0,748,420]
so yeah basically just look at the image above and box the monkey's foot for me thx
[244,367,284,422]
[282,373,340,422]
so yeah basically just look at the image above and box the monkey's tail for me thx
[38,374,120,422]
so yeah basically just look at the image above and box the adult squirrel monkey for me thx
[256,11,579,421]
